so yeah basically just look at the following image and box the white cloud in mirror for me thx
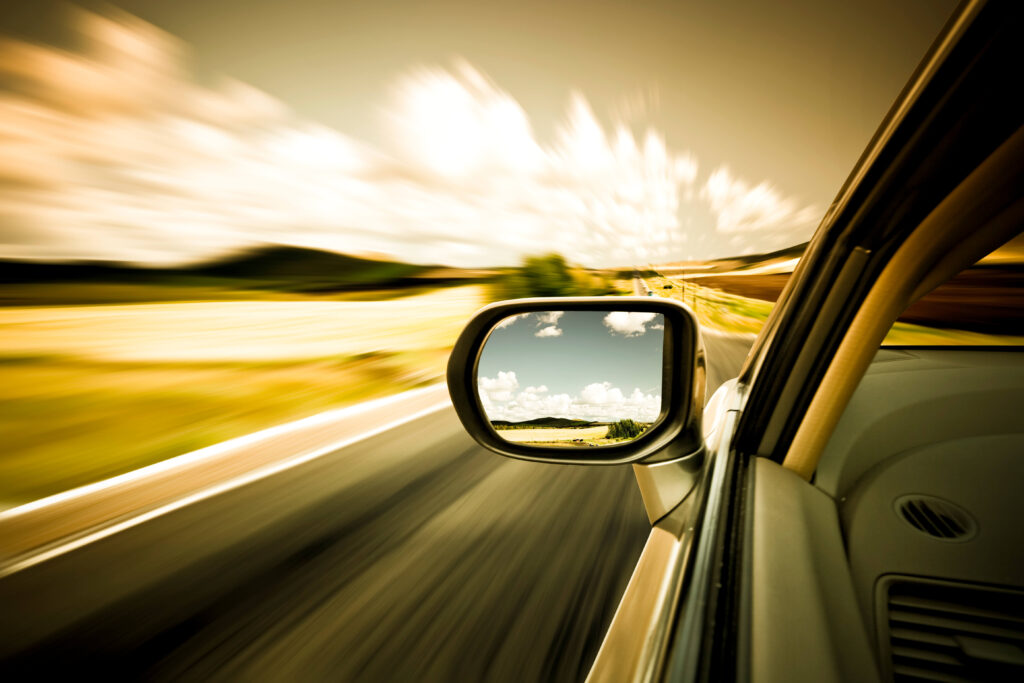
[479,373,660,423]
[495,313,529,329]
[603,311,658,337]
[536,311,564,325]
[535,325,563,338]
[479,370,519,402]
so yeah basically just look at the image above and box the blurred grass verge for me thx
[0,250,624,508]
[0,284,485,506]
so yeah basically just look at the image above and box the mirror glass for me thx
[477,310,666,448]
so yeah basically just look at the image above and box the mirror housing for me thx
[447,297,705,465]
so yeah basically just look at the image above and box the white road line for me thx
[1,383,448,521]
[0,396,452,577]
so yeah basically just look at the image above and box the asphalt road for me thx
[0,332,751,681]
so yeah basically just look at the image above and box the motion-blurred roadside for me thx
[0,7,660,505]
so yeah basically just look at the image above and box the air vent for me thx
[895,495,976,541]
[882,578,1024,682]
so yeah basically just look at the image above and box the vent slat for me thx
[921,501,958,540]
[891,596,1024,626]
[890,609,1024,639]
[895,496,975,541]
[904,501,944,537]
[885,579,1024,683]
[891,663,972,683]
[890,627,958,647]
[892,645,963,665]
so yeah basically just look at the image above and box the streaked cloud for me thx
[702,166,820,236]
[479,374,660,422]
[0,7,820,267]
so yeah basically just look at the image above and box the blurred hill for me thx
[491,417,597,428]
[0,246,489,294]
[653,242,807,277]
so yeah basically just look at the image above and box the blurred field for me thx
[0,286,485,362]
[500,426,609,443]
[0,282,462,307]
[649,275,769,336]
[651,273,1024,345]
[0,286,485,505]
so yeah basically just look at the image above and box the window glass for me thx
[646,245,800,337]
[884,231,1024,346]
[646,231,1024,347]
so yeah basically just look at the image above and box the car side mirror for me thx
[446,297,705,465]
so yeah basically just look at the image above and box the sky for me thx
[0,0,956,267]
[477,310,664,422]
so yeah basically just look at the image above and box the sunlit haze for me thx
[0,1,954,267]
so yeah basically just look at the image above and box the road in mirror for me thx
[477,310,665,447]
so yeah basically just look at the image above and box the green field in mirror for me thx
[477,310,666,448]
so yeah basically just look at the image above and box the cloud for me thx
[603,311,658,336]
[702,166,820,236]
[495,313,528,329]
[479,375,661,422]
[494,312,564,336]
[530,311,564,337]
[0,8,821,267]
[389,60,544,179]
[579,381,625,405]
[478,370,519,402]
[536,311,564,325]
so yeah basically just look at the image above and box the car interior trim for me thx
[815,348,1024,501]
[747,459,880,683]
[754,247,871,456]
[734,0,1000,461]
[783,124,1024,480]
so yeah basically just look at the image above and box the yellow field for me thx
[500,426,609,443]
[0,286,486,362]
[0,286,485,505]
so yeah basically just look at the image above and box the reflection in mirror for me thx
[477,310,665,448]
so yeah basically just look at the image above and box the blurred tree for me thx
[493,253,616,299]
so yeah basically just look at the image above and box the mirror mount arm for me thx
[633,445,705,524]
[633,379,743,524]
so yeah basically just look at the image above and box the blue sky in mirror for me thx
[477,311,664,423]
